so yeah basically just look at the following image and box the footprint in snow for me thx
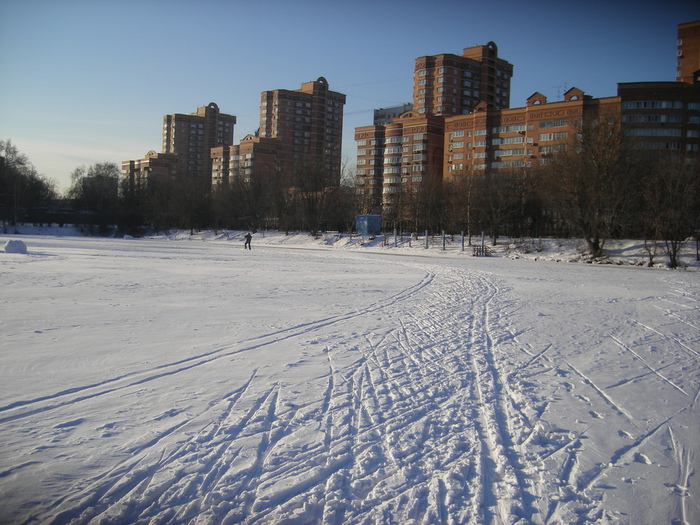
[634,452,652,464]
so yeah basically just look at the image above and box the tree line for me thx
[3,126,699,268]
[370,120,700,268]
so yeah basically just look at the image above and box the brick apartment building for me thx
[414,41,513,116]
[211,77,347,190]
[123,102,236,191]
[211,135,284,187]
[355,42,513,216]
[677,20,700,84]
[357,28,700,222]
[444,88,621,179]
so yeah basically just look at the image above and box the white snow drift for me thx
[0,231,698,524]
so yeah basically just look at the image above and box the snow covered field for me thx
[1,231,699,524]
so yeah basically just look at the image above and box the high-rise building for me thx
[162,102,236,185]
[259,77,346,185]
[357,42,512,219]
[413,42,513,116]
[677,20,700,84]
[355,112,444,217]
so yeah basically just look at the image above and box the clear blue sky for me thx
[1,0,698,193]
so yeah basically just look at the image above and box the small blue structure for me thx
[355,215,381,236]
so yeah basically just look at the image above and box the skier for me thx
[244,232,252,250]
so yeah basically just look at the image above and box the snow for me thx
[4,239,27,254]
[1,229,699,524]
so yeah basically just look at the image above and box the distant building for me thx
[413,42,513,116]
[443,88,620,179]
[162,102,236,185]
[258,77,346,186]
[356,112,444,217]
[121,150,178,192]
[677,20,700,84]
[211,134,285,187]
[619,81,700,154]
[374,103,413,125]
[356,42,513,218]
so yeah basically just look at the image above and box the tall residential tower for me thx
[259,77,346,184]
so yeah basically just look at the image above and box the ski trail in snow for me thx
[610,334,688,396]
[6,251,699,525]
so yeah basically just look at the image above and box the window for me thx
[622,114,682,123]
[493,124,526,133]
[626,128,681,137]
[539,132,568,141]
[540,145,567,154]
[493,148,525,157]
[622,100,683,109]
[539,119,567,128]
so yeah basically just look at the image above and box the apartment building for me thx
[444,88,620,179]
[211,134,285,187]
[677,20,700,84]
[374,103,413,126]
[356,113,444,217]
[258,77,346,185]
[356,42,512,217]
[121,150,178,192]
[162,102,237,185]
[413,41,513,116]
[619,81,700,154]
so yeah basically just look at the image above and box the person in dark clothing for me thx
[244,233,252,250]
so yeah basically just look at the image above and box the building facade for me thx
[444,88,621,180]
[162,102,236,185]
[619,81,700,154]
[356,42,513,218]
[356,113,444,217]
[374,103,413,126]
[121,150,178,192]
[413,42,513,116]
[677,20,700,84]
[258,77,346,185]
[211,135,285,187]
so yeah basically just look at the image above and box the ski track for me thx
[3,258,699,524]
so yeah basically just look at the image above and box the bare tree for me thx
[540,118,636,257]
[0,140,57,229]
[641,153,700,268]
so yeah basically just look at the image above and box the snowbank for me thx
[4,239,27,254]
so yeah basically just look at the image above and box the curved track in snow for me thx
[1,238,698,524]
